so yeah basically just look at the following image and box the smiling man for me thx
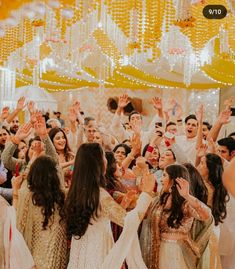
[173,114,198,164]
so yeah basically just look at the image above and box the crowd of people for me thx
[0,94,235,269]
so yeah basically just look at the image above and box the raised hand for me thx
[176,177,190,199]
[72,100,81,114]
[1,106,10,120]
[150,132,163,146]
[218,108,232,125]
[27,101,35,114]
[34,114,47,138]
[17,96,26,111]
[224,96,234,110]
[68,107,77,123]
[139,172,155,194]
[152,97,162,111]
[197,144,208,158]
[118,94,130,109]
[206,134,216,153]
[130,133,141,156]
[15,122,32,141]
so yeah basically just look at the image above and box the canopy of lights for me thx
[0,0,235,96]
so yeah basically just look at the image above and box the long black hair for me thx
[27,156,65,229]
[105,151,125,193]
[206,153,229,226]
[64,143,106,239]
[160,164,190,229]
[183,163,208,204]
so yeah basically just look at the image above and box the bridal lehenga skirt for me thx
[159,240,188,269]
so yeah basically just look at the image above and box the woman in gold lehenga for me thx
[197,153,229,269]
[140,164,212,269]
[15,156,68,269]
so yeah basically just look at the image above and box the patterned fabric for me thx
[17,189,68,269]
[67,188,152,269]
[140,195,212,269]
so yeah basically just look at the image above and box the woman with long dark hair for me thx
[183,163,212,269]
[15,156,68,269]
[49,127,74,188]
[64,143,155,269]
[140,164,211,269]
[197,153,229,269]
[105,151,126,195]
[183,163,208,204]
[198,153,228,225]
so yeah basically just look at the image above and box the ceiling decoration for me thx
[0,0,234,94]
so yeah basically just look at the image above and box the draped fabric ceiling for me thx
[0,0,235,92]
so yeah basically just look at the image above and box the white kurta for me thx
[67,189,152,269]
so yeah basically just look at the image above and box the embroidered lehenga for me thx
[16,189,68,269]
[140,195,212,269]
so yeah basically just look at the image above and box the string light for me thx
[0,0,234,93]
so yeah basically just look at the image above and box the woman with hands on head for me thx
[140,164,211,269]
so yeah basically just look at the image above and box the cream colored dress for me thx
[16,189,68,269]
[0,195,35,269]
[67,188,152,269]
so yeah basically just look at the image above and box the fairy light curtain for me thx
[0,0,234,93]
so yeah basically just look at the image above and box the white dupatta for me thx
[101,192,152,269]
[3,206,35,269]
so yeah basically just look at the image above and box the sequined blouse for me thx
[159,197,210,238]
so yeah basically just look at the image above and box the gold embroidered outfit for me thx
[140,195,212,269]
[16,189,68,269]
